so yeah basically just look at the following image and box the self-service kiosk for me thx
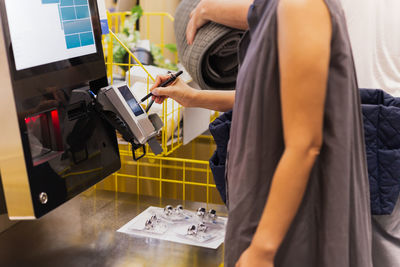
[0,0,133,219]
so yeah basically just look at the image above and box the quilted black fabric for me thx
[209,90,400,214]
[360,89,400,215]
[209,111,232,204]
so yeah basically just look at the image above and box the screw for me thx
[164,205,173,216]
[39,192,48,204]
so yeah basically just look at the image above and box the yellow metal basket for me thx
[97,136,223,205]
[102,11,182,157]
[98,11,223,205]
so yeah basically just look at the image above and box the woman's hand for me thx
[186,0,210,45]
[150,75,197,107]
[151,74,235,111]
[235,245,275,267]
[185,0,252,45]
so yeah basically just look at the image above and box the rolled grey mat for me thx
[174,0,244,90]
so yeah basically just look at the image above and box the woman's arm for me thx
[190,89,235,112]
[186,0,253,44]
[236,0,331,266]
[150,75,235,112]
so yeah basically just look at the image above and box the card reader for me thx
[96,83,163,160]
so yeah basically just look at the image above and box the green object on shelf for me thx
[151,44,178,71]
[165,43,177,53]
[131,5,143,20]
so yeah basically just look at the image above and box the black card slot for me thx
[67,101,87,121]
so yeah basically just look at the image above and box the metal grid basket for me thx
[97,136,223,205]
[98,11,223,205]
[102,11,182,156]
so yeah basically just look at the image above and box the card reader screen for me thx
[118,86,144,117]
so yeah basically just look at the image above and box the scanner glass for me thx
[25,109,64,166]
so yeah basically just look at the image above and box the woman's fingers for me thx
[186,18,197,45]
[152,85,174,98]
[150,75,162,90]
[150,74,173,91]
[150,75,182,106]
[150,77,195,107]
[185,1,209,45]
[152,95,167,104]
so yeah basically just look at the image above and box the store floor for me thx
[0,189,227,267]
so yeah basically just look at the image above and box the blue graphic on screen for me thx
[42,0,94,49]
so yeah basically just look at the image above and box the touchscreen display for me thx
[5,0,97,71]
[118,85,145,117]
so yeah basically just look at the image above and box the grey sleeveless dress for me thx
[224,0,373,266]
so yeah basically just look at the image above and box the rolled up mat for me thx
[174,0,244,90]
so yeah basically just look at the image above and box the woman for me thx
[151,0,373,266]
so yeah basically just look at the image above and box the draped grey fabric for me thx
[372,196,400,267]
[224,0,373,266]
[174,0,243,90]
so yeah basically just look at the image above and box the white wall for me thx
[340,0,400,96]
